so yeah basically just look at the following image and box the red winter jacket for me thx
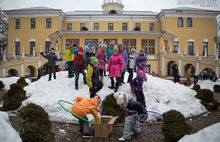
[73,54,85,70]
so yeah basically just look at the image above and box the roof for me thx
[162,7,220,12]
[6,7,62,12]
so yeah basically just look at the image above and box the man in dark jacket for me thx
[172,65,180,83]
[40,48,62,81]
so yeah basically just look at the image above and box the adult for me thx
[172,65,180,83]
[118,43,128,85]
[65,42,74,78]
[83,40,95,55]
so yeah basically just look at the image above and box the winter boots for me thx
[68,72,74,78]
[114,83,119,92]
[108,82,114,89]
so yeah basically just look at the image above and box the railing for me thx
[104,0,122,4]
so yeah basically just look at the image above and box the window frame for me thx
[122,23,128,31]
[15,41,20,55]
[188,42,194,56]
[149,23,154,31]
[203,42,208,56]
[187,17,192,27]
[30,41,35,56]
[94,23,99,31]
[178,17,184,27]
[108,23,114,31]
[123,39,136,53]
[173,41,179,53]
[45,41,51,54]
[80,23,85,30]
[15,19,20,29]
[30,18,36,29]
[141,39,155,54]
[46,18,52,29]
[67,23,72,31]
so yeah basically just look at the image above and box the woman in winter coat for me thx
[95,44,108,82]
[134,48,147,81]
[127,48,136,83]
[172,65,180,83]
[118,43,128,85]
[71,96,101,137]
[107,46,124,92]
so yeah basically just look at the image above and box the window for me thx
[104,39,118,47]
[122,23,127,31]
[188,42,194,56]
[178,17,183,27]
[146,64,151,74]
[108,23,113,31]
[30,18,36,29]
[45,41,51,54]
[80,23,85,30]
[67,23,72,31]
[85,39,98,51]
[203,42,208,56]
[15,19,20,29]
[94,23,99,31]
[187,17,192,27]
[149,23,154,31]
[141,39,155,54]
[123,39,136,53]
[30,41,35,56]
[173,41,179,53]
[136,23,141,28]
[46,18,52,28]
[15,41,20,55]
[66,39,80,48]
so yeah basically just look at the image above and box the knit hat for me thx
[118,43,124,48]
[50,48,55,51]
[138,70,144,76]
[113,93,124,105]
[113,45,118,52]
[101,44,107,49]
[78,47,83,52]
[73,43,77,47]
[95,96,101,105]
[140,48,144,52]
[131,48,136,52]
[90,57,98,65]
[65,42,70,46]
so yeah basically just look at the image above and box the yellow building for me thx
[1,0,220,78]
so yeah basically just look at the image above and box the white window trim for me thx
[29,38,36,42]
[187,39,195,42]
[203,38,208,42]
[45,38,51,42]
[15,38,20,42]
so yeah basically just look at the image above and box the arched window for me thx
[178,17,183,27]
[187,17,192,27]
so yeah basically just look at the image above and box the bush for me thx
[192,85,200,92]
[214,85,220,93]
[162,110,191,142]
[3,83,26,110]
[0,81,4,90]
[101,93,126,122]
[195,89,219,111]
[19,103,54,142]
[31,78,38,82]
[17,77,28,88]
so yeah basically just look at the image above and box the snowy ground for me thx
[178,122,220,142]
[0,77,31,90]
[0,111,22,142]
[18,71,206,123]
[190,80,220,92]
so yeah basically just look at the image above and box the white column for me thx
[130,16,133,31]
[214,43,216,57]
[162,57,165,75]
[169,43,172,53]
[204,46,208,57]
[40,45,43,53]
[178,44,180,54]
[2,68,6,77]
[22,47,25,58]
[216,66,219,78]
[196,46,199,56]
[21,64,24,77]
[38,61,41,68]
[33,46,36,56]
[162,42,165,52]
[196,62,199,73]
[55,43,58,50]
[214,43,218,59]
[184,46,187,55]
[89,17,92,31]
[178,59,182,76]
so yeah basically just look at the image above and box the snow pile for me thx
[178,122,220,142]
[0,77,31,90]
[0,111,22,142]
[22,71,206,123]
[193,80,220,92]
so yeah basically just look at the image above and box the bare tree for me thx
[0,8,8,62]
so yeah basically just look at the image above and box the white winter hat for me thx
[113,93,124,105]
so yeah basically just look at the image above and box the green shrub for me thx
[0,81,4,90]
[31,78,38,82]
[3,83,26,110]
[17,77,28,88]
[19,103,54,142]
[195,89,219,111]
[214,85,220,93]
[192,85,200,92]
[162,110,191,142]
[101,93,126,122]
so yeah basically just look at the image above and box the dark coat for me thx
[126,99,146,115]
[172,66,180,83]
[85,52,95,65]
[40,52,61,67]
[130,76,144,92]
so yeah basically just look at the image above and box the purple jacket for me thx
[134,54,147,70]
[119,50,128,69]
[130,76,144,92]
[95,48,107,69]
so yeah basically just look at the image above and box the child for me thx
[87,57,103,98]
[107,46,124,92]
[95,44,107,82]
[107,40,115,63]
[118,43,128,85]
[130,70,146,107]
[127,48,136,83]
[71,96,101,138]
[40,48,62,81]
[134,48,147,81]
[65,42,74,78]
[157,70,163,78]
[85,47,95,68]
[113,93,147,141]
[73,47,87,90]
[83,40,95,55]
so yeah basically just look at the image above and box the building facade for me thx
[1,0,220,78]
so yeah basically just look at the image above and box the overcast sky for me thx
[0,0,219,12]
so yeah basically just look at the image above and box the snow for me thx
[21,71,206,123]
[178,122,220,142]
[0,77,31,90]
[0,111,22,142]
[190,79,220,92]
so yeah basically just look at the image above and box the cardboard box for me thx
[93,115,118,138]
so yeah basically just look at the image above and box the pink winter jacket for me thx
[95,48,107,69]
[107,53,124,77]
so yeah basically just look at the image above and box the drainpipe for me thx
[158,34,163,73]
